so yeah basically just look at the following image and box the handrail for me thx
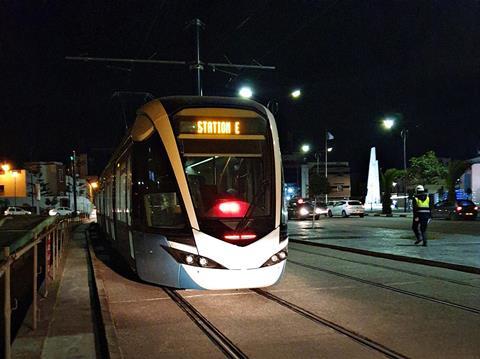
[1,216,78,359]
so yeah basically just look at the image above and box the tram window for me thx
[185,155,271,218]
[132,132,187,229]
[144,193,185,228]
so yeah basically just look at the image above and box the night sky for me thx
[2,1,479,191]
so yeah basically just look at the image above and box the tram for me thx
[95,96,288,289]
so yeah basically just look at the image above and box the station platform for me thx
[12,223,97,358]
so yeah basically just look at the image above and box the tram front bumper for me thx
[179,260,287,290]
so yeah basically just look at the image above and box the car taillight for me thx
[475,206,478,211]
[208,199,250,218]
[456,206,462,212]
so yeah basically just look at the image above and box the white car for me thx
[327,200,365,218]
[4,206,32,215]
[49,207,73,216]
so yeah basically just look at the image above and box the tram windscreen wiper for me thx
[235,180,269,232]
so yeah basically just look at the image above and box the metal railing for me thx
[0,216,77,359]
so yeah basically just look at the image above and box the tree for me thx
[380,168,402,214]
[408,151,447,186]
[309,173,330,199]
[444,160,469,203]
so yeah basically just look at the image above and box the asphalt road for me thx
[91,219,480,358]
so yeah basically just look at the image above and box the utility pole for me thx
[401,129,408,212]
[71,150,78,216]
[325,130,328,204]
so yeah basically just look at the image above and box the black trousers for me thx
[412,214,429,244]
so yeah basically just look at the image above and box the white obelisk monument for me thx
[365,147,381,210]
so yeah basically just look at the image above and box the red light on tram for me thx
[209,199,249,218]
[298,198,304,204]
[224,233,257,240]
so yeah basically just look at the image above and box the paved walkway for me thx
[12,224,97,358]
[288,219,480,272]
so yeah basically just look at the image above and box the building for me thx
[25,161,66,196]
[0,168,28,206]
[282,153,351,200]
[462,156,480,203]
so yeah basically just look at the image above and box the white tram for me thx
[95,96,288,289]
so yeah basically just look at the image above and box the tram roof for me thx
[156,96,270,118]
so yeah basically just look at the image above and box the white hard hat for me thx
[416,185,425,192]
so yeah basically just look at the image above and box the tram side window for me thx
[144,193,184,228]
[133,133,187,229]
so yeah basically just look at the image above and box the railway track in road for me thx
[252,289,409,359]
[290,246,480,288]
[170,286,410,359]
[164,288,248,359]
[287,259,480,315]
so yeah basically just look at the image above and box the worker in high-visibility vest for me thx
[412,185,431,246]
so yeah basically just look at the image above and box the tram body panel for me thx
[179,261,286,290]
[193,228,286,270]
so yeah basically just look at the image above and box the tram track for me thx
[164,288,249,359]
[289,245,480,288]
[252,288,409,359]
[288,259,480,315]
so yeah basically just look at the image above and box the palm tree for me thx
[380,168,402,214]
[444,160,468,203]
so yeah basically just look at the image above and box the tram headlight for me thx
[261,249,288,267]
[199,257,208,267]
[185,255,195,265]
[162,246,226,269]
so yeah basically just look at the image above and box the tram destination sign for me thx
[178,117,266,136]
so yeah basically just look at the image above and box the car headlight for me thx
[315,208,322,214]
[299,207,309,216]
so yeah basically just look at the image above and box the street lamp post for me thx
[382,116,408,212]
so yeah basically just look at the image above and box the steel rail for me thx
[163,288,248,359]
[288,259,480,315]
[253,289,409,359]
[289,246,480,288]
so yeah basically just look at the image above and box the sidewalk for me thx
[12,224,97,358]
[289,226,480,274]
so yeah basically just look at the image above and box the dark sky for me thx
[2,1,480,183]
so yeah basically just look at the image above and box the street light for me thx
[301,144,310,153]
[382,115,408,212]
[291,89,301,98]
[238,86,253,99]
[1,163,10,173]
[383,117,395,130]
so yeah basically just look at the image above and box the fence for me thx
[0,216,77,359]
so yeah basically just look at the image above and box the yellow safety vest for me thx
[415,197,430,212]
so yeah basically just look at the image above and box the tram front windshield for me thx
[175,108,274,235]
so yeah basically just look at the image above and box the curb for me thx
[290,238,480,275]
[86,226,124,359]
[366,213,409,218]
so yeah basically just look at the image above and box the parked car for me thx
[4,206,32,215]
[327,200,365,218]
[432,200,478,220]
[49,207,74,216]
[287,198,327,220]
